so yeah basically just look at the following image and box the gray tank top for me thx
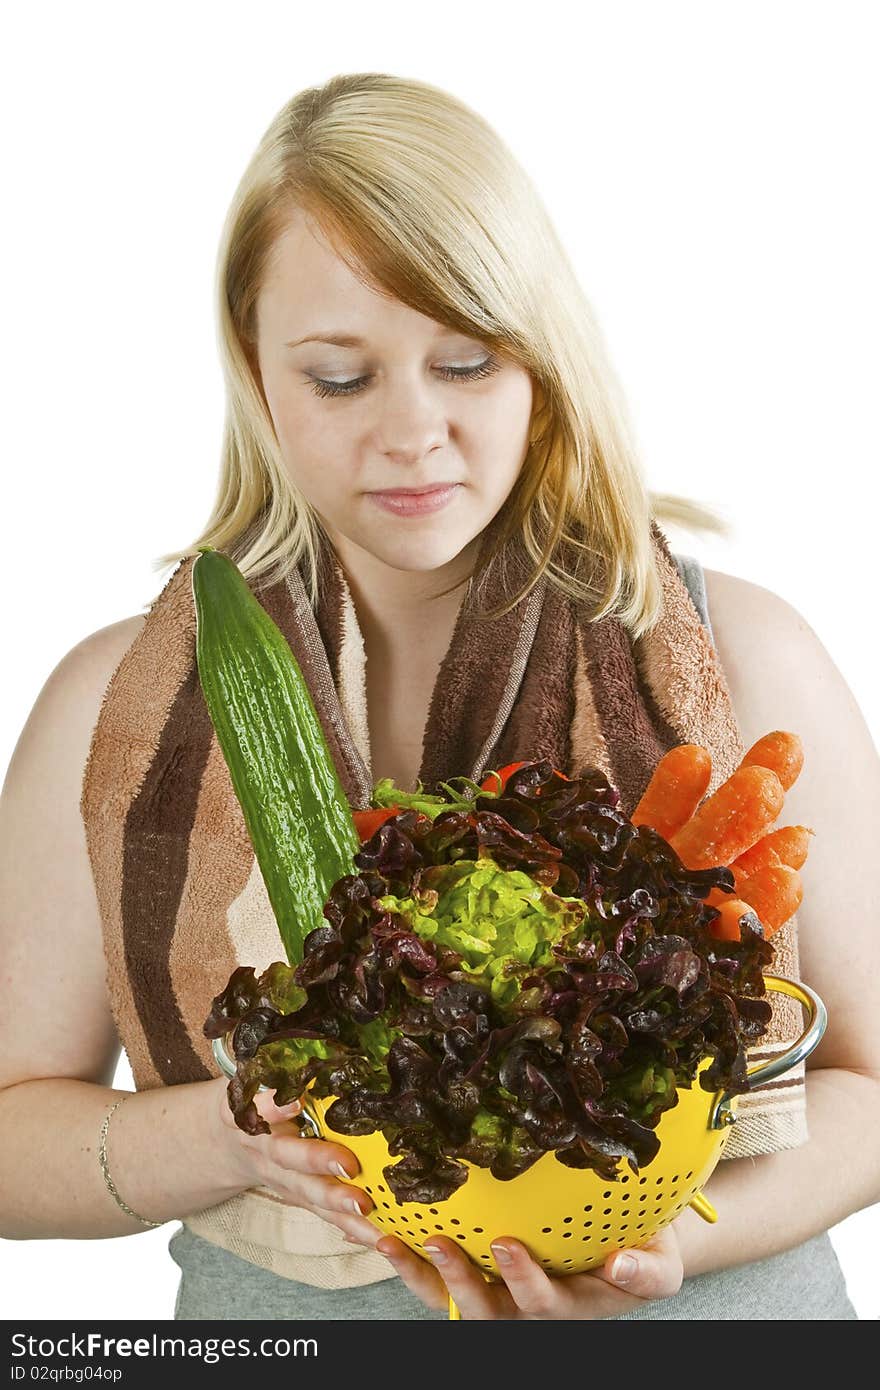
[169,554,857,1320]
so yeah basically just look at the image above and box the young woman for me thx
[1,73,876,1321]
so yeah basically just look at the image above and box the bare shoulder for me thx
[0,612,148,1092]
[5,613,147,791]
[702,562,866,752]
[66,613,148,685]
[702,566,815,708]
[702,565,802,626]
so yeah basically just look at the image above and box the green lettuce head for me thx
[376,857,591,1004]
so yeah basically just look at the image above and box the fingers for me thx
[315,1202,383,1246]
[484,1238,573,1318]
[371,1234,453,1311]
[591,1225,684,1301]
[257,1090,303,1126]
[366,1228,684,1319]
[263,1127,363,1181]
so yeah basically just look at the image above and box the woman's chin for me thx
[358,518,485,573]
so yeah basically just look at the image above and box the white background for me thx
[2,0,877,1320]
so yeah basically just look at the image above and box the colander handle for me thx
[710,973,827,1129]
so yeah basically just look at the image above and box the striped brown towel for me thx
[80,519,806,1287]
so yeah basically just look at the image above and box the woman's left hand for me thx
[360,1224,684,1319]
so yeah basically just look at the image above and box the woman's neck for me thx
[323,528,481,647]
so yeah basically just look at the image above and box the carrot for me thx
[733,825,814,875]
[669,765,785,870]
[631,744,712,841]
[707,897,764,942]
[705,870,749,910]
[740,731,803,792]
[732,842,782,878]
[737,864,803,938]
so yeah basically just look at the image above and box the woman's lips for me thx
[366,484,461,516]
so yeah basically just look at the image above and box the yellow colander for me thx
[213,974,824,1319]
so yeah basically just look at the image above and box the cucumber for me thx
[192,546,360,966]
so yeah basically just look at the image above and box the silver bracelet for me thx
[98,1095,164,1228]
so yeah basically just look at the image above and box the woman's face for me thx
[253,209,535,579]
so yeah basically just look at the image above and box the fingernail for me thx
[348,1198,366,1216]
[423,1244,447,1264]
[330,1160,353,1179]
[611,1253,638,1284]
[491,1242,513,1265]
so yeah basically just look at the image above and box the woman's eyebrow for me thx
[285,326,462,349]
[285,332,366,348]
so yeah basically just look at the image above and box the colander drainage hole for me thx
[400,1215,409,1224]
[562,1232,572,1239]
[428,1208,439,1215]
[603,1208,612,1215]
[656,1176,664,1184]
[450,1218,461,1225]
[378,1185,387,1194]
[456,1234,466,1241]
[473,1227,484,1234]
[600,1237,609,1244]
[583,1220,593,1228]
[639,1177,648,1186]
[620,1224,628,1231]
[365,1186,373,1195]
[636,1222,645,1230]
[686,1171,694,1179]
[602,1191,612,1199]
[582,1205,593,1213]
[563,1216,573,1224]
[382,1201,391,1209]
[542,1226,552,1233]
[419,1228,429,1236]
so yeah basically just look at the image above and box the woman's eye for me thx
[308,355,501,400]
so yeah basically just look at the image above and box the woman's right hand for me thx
[211,1077,381,1248]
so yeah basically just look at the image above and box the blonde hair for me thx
[155,72,730,640]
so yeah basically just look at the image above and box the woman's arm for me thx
[673,568,880,1276]
[0,621,380,1244]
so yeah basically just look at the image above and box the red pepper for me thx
[479,761,528,794]
[479,761,569,794]
[352,807,400,842]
